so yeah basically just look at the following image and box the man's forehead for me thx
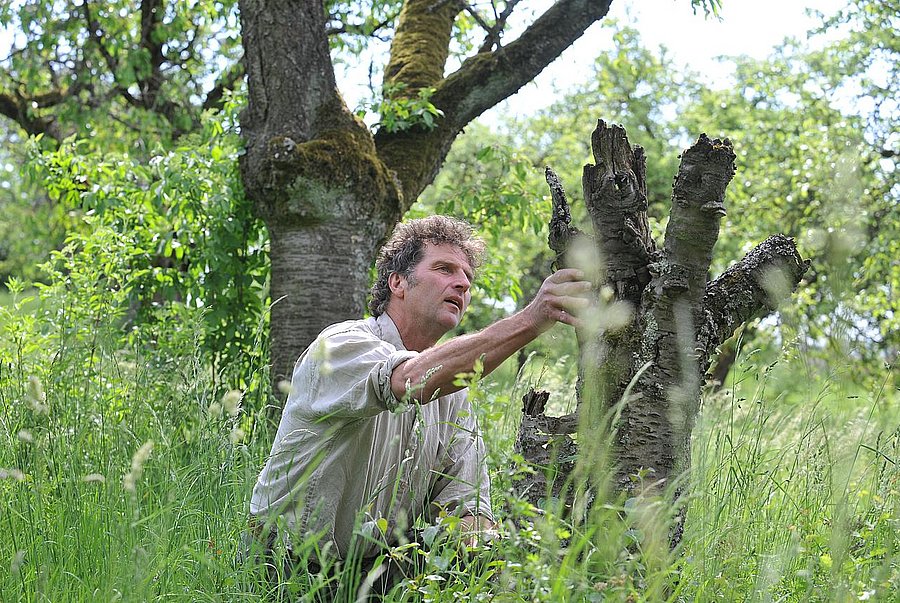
[422,242,474,273]
[423,242,471,263]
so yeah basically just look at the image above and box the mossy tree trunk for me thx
[516,121,809,534]
[238,0,615,393]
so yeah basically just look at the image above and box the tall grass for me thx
[1,280,897,601]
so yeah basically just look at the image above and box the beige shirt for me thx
[250,314,493,559]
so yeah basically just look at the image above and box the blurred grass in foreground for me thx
[0,283,897,601]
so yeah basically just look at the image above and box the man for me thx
[249,215,589,583]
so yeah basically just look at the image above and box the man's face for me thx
[391,243,473,343]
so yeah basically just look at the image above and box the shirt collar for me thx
[374,313,407,351]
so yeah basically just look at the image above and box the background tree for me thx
[0,0,242,148]
[0,1,262,382]
[236,0,627,386]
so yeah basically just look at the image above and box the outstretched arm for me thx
[390,268,591,403]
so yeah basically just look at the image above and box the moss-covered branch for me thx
[435,0,613,129]
[375,0,613,206]
[383,0,459,95]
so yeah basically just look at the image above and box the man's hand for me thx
[521,268,593,334]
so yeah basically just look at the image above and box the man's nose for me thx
[454,272,471,292]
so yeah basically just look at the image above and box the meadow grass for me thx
[1,289,897,601]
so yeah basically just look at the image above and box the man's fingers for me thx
[548,268,586,283]
[552,280,593,296]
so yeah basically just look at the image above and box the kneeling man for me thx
[250,215,589,570]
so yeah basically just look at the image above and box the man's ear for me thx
[388,272,406,299]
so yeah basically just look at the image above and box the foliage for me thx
[358,83,444,133]
[0,147,67,284]
[0,0,242,149]
[676,3,899,362]
[19,94,268,386]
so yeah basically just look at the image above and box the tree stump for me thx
[515,120,809,536]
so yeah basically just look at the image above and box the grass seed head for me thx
[26,375,45,402]
[229,425,246,444]
[10,550,25,575]
[207,401,223,419]
[221,389,242,417]
[124,440,154,492]
[0,468,25,481]
[26,376,48,414]
[277,379,293,395]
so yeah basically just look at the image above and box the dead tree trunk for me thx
[516,120,809,527]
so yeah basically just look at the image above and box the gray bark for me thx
[239,0,404,389]
[516,121,809,521]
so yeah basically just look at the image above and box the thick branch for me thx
[436,0,612,129]
[663,134,735,299]
[0,91,61,140]
[697,234,810,374]
[383,0,459,94]
[375,0,613,204]
[546,166,580,261]
[583,120,654,303]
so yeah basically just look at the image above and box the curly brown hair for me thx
[369,216,485,317]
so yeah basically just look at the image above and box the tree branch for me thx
[545,166,587,270]
[375,0,613,205]
[662,133,735,300]
[0,91,61,140]
[437,0,612,129]
[202,61,245,112]
[697,234,810,374]
[477,0,524,53]
[583,120,654,304]
[383,0,460,94]
[326,11,398,39]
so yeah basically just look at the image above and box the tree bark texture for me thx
[516,121,809,510]
[239,0,614,394]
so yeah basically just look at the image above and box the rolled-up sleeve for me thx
[301,328,418,419]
